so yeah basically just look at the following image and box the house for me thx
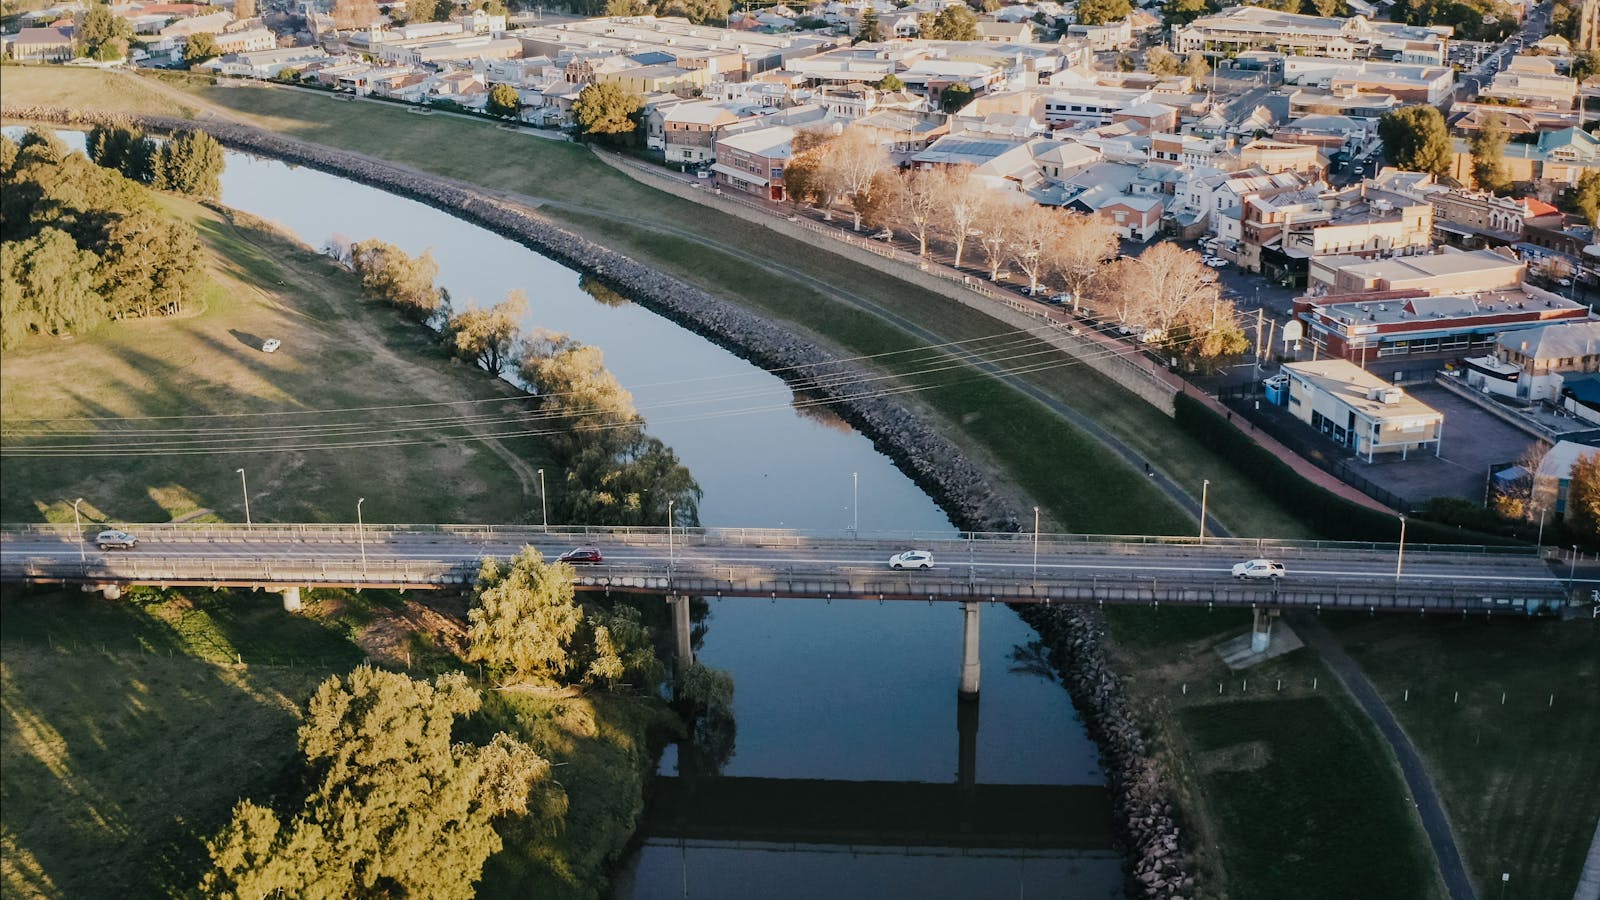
[6,26,75,60]
[661,101,749,166]
[712,124,795,201]
[977,20,1034,44]
[1465,320,1600,401]
[1293,286,1590,362]
[1280,359,1443,461]
[1532,441,1599,519]
[213,26,275,54]
[1239,139,1324,178]
[851,108,950,151]
[1280,57,1455,105]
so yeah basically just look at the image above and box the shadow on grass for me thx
[1,585,363,897]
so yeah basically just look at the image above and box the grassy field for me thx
[1328,614,1600,900]
[1105,607,1448,900]
[0,585,675,899]
[7,68,1597,900]
[0,193,549,525]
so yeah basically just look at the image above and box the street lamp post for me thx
[357,498,367,573]
[1033,506,1040,579]
[1536,506,1546,550]
[236,468,251,528]
[1199,479,1210,544]
[1395,514,1408,581]
[1571,546,1580,588]
[667,499,676,573]
[537,468,548,533]
[852,471,859,534]
[72,497,86,565]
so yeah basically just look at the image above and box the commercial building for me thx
[1172,7,1447,64]
[1293,286,1591,361]
[1281,57,1455,104]
[1463,320,1600,401]
[1280,359,1444,460]
[1307,247,1526,296]
[1241,181,1433,286]
[712,124,794,201]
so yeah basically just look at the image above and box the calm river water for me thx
[29,129,1122,898]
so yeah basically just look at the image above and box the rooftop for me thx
[1283,358,1443,421]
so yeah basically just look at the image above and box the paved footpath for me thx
[1576,817,1600,900]
[1292,613,1478,900]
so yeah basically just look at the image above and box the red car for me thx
[558,547,604,565]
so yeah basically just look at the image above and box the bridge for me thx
[1,523,1582,698]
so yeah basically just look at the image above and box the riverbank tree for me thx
[201,667,558,900]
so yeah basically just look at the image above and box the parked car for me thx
[1232,558,1286,580]
[557,547,604,565]
[1049,293,1074,306]
[872,228,894,241]
[261,338,281,353]
[96,529,138,550]
[1204,257,1227,268]
[888,549,934,570]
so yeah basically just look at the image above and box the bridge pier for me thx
[281,586,303,612]
[92,584,123,600]
[1251,607,1278,654]
[958,601,981,699]
[670,594,694,668]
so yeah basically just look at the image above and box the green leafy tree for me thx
[201,668,556,900]
[1146,46,1179,76]
[604,0,650,12]
[855,7,881,42]
[1378,105,1454,177]
[1163,0,1212,27]
[75,2,131,58]
[406,0,440,20]
[87,123,154,183]
[518,330,642,451]
[1573,170,1600,227]
[1568,452,1600,543]
[572,81,645,141]
[350,239,447,322]
[582,605,665,688]
[920,4,978,39]
[446,289,525,375]
[1574,50,1600,83]
[1,228,103,347]
[560,429,702,526]
[0,135,18,180]
[487,82,521,119]
[877,73,905,91]
[183,32,220,66]
[96,208,206,318]
[1115,52,1135,72]
[1469,113,1512,194]
[468,548,586,684]
[941,81,974,112]
[674,660,736,776]
[153,130,225,199]
[1076,0,1130,26]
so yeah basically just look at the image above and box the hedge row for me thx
[1173,393,1521,546]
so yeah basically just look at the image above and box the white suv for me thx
[96,529,138,550]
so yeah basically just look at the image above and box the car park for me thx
[557,547,604,565]
[888,549,934,570]
[96,529,138,550]
[261,338,281,353]
[1232,558,1286,580]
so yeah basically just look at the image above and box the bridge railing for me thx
[0,522,1535,558]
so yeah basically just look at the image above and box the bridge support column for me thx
[958,601,981,699]
[1251,607,1278,654]
[671,594,694,668]
[281,586,303,612]
[99,584,123,601]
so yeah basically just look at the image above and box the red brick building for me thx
[1293,287,1591,362]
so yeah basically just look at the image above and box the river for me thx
[24,129,1123,898]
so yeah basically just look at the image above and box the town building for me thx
[1241,181,1432,286]
[1463,320,1600,401]
[1280,358,1444,461]
[1280,57,1455,104]
[1428,189,1557,247]
[712,124,794,201]
[5,27,75,60]
[1307,246,1526,296]
[1172,6,1447,64]
[1534,441,1600,518]
[1292,286,1591,361]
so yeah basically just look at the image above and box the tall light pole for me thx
[236,468,251,528]
[357,497,367,573]
[1571,546,1581,588]
[1199,479,1211,544]
[72,497,86,565]
[667,499,676,572]
[1395,514,1407,581]
[1033,506,1040,579]
[852,471,859,534]
[1536,506,1546,550]
[537,468,548,533]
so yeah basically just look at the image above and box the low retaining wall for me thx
[590,149,1180,415]
[2,105,1197,899]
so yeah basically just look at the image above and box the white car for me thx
[96,529,138,550]
[889,550,934,570]
[261,338,281,353]
[1204,257,1227,268]
[1232,558,1286,580]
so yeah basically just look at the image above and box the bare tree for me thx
[781,128,834,213]
[972,192,1026,282]
[1009,204,1064,295]
[1052,213,1119,312]
[935,168,987,269]
[332,0,380,30]
[1090,257,1155,326]
[1132,242,1220,333]
[820,127,890,230]
[884,168,945,257]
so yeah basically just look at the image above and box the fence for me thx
[1215,383,1418,512]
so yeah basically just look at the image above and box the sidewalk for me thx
[597,148,1399,516]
